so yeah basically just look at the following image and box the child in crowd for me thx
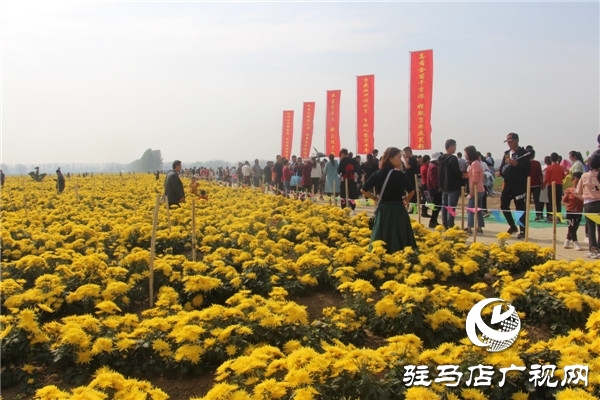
[562,172,583,250]
[199,190,208,201]
[576,150,600,259]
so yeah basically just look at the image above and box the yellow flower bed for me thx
[0,174,598,399]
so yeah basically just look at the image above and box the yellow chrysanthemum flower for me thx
[284,368,313,386]
[425,308,463,331]
[34,385,71,399]
[91,337,114,355]
[461,388,487,400]
[0,324,14,340]
[202,383,241,398]
[404,387,441,400]
[374,297,401,318]
[225,344,238,357]
[291,386,319,400]
[560,293,584,312]
[75,349,93,364]
[95,300,122,315]
[115,338,137,352]
[174,344,204,364]
[183,275,223,293]
[152,339,172,355]
[252,378,288,399]
[554,388,598,400]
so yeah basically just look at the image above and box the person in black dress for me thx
[361,147,417,253]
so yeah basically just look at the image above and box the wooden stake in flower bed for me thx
[460,186,465,230]
[415,174,421,224]
[149,193,161,308]
[23,195,28,219]
[164,195,172,231]
[473,190,479,242]
[191,196,197,262]
[7,188,16,212]
[345,178,349,210]
[551,181,557,260]
[525,176,531,242]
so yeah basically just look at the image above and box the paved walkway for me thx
[335,200,593,262]
[269,188,594,262]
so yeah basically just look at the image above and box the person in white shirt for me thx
[310,158,322,199]
[241,161,252,186]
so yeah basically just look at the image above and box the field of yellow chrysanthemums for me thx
[1,174,599,400]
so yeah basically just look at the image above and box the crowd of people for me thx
[164,133,600,258]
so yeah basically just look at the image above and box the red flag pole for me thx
[408,51,412,146]
[355,76,358,154]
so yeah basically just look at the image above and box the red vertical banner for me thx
[356,75,375,154]
[281,110,294,160]
[409,49,433,150]
[300,102,315,159]
[325,90,341,156]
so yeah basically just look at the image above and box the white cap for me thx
[431,152,443,161]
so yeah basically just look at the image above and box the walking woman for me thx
[361,147,417,253]
[464,145,485,234]
[323,154,340,199]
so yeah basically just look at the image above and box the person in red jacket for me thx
[527,148,544,221]
[301,159,313,193]
[282,160,293,196]
[427,152,443,228]
[338,148,360,212]
[543,152,566,222]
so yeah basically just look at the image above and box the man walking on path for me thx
[273,155,284,193]
[438,139,462,229]
[498,132,531,239]
[252,159,262,187]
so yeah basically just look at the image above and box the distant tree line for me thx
[0,148,253,175]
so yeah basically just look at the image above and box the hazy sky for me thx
[1,1,598,166]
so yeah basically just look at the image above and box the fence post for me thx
[460,186,465,230]
[415,174,421,224]
[551,182,557,260]
[149,194,161,308]
[525,176,531,242]
[191,197,197,262]
[473,190,478,242]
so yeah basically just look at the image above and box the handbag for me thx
[290,174,301,187]
[368,169,394,229]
